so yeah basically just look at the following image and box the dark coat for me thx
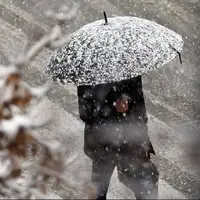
[77,76,155,160]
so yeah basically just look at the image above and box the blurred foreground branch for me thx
[0,4,83,199]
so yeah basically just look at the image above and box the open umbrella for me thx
[45,12,183,85]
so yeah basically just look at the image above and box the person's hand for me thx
[115,98,129,113]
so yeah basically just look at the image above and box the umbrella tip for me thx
[169,43,183,64]
[177,51,182,64]
[103,11,108,25]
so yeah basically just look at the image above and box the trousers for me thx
[91,152,159,200]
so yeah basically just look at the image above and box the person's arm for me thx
[135,76,148,123]
[135,77,155,155]
[77,85,99,123]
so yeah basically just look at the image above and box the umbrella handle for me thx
[103,11,108,25]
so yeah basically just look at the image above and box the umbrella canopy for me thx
[45,15,183,85]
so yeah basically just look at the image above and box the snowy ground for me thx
[0,0,200,199]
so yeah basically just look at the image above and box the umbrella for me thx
[45,12,183,85]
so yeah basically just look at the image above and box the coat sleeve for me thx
[135,76,148,124]
[77,86,99,123]
[135,77,155,154]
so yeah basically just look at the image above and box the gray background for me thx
[0,0,199,198]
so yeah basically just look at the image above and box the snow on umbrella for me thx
[45,12,184,85]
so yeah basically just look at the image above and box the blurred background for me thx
[0,0,199,199]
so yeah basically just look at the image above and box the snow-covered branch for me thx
[12,5,78,68]
[0,4,79,199]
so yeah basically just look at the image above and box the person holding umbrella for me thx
[45,12,183,199]
[77,75,158,199]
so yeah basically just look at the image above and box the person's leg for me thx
[117,154,159,199]
[91,159,115,200]
[134,161,159,199]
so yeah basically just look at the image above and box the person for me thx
[77,76,159,199]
